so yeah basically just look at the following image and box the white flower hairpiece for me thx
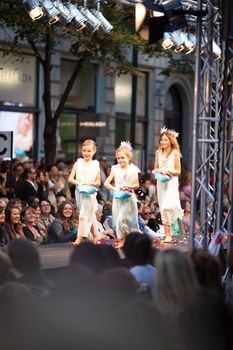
[160,126,179,138]
[120,141,133,151]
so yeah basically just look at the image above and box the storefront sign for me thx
[0,131,13,158]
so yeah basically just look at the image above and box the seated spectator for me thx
[47,201,77,243]
[5,205,25,240]
[95,204,116,240]
[0,205,10,246]
[6,198,23,212]
[123,232,156,299]
[21,207,45,244]
[179,168,192,201]
[36,199,55,241]
[181,200,200,235]
[8,239,52,295]
[190,249,224,297]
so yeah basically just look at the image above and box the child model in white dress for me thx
[68,139,100,245]
[154,127,183,243]
[104,141,140,247]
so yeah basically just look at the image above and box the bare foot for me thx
[162,237,173,244]
[92,236,98,245]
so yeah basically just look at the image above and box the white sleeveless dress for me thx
[157,150,183,225]
[75,158,99,238]
[112,163,140,239]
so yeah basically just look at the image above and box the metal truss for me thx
[190,0,233,248]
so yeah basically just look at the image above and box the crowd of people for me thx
[0,136,193,247]
[0,131,233,349]
[0,236,233,350]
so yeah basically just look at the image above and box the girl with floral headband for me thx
[104,141,140,248]
[68,139,100,245]
[153,127,183,243]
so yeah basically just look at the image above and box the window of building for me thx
[0,52,36,107]
[60,60,96,110]
[115,71,148,169]
[164,86,183,134]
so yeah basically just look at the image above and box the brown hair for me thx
[21,206,37,223]
[5,206,25,240]
[56,201,74,232]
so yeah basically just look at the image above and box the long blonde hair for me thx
[155,248,198,313]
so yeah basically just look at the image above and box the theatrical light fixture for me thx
[159,0,187,32]
[170,31,185,52]
[212,40,221,60]
[90,9,113,33]
[161,32,174,49]
[78,5,101,32]
[40,0,60,25]
[66,3,87,31]
[22,0,44,20]
[53,1,75,25]
[179,32,196,54]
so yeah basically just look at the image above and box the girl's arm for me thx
[104,170,117,192]
[153,150,160,172]
[68,162,79,186]
[91,170,101,187]
[154,150,181,176]
[122,177,139,191]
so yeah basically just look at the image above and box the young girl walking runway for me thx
[68,139,100,245]
[104,142,140,247]
[154,127,183,243]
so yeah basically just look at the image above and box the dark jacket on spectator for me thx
[47,218,77,243]
[0,225,10,246]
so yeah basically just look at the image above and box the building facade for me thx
[0,41,194,170]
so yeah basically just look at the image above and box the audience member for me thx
[21,206,45,243]
[47,201,77,243]
[0,205,10,246]
[123,232,156,299]
[5,205,25,240]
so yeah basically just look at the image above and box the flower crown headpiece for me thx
[160,126,179,138]
[120,141,133,151]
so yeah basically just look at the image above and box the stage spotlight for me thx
[78,6,101,32]
[66,3,87,31]
[179,32,196,54]
[212,40,221,60]
[53,0,75,25]
[90,9,113,33]
[170,30,185,52]
[159,0,187,32]
[135,2,165,42]
[40,0,60,25]
[161,32,174,49]
[23,0,44,20]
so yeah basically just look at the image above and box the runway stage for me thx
[38,235,190,271]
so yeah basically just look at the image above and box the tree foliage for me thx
[0,1,191,164]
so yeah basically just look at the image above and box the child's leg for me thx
[90,224,98,244]
[162,209,173,243]
[74,235,82,245]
